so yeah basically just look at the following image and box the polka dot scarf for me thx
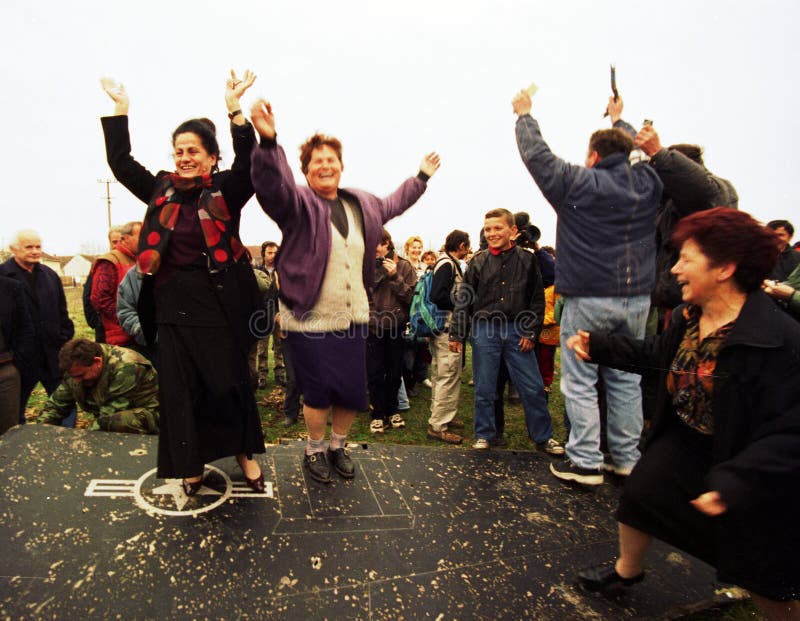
[137,173,246,275]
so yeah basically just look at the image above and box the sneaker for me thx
[577,562,645,592]
[389,413,406,429]
[427,426,463,445]
[369,419,385,434]
[282,416,298,428]
[422,378,433,388]
[536,438,565,456]
[472,438,490,450]
[303,452,331,484]
[602,462,634,477]
[549,458,603,485]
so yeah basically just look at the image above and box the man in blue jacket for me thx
[513,89,663,485]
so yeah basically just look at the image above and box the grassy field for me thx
[36,286,759,620]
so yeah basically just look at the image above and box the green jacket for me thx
[783,263,800,319]
[39,344,159,434]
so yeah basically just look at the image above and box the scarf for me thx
[137,173,246,275]
[489,241,515,256]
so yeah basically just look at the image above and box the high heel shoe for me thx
[237,456,266,493]
[182,478,204,496]
[244,472,266,493]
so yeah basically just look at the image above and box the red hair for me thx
[672,207,780,292]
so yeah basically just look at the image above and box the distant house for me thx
[40,252,67,276]
[245,245,262,265]
[63,254,95,285]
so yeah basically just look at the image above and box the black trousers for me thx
[367,331,405,420]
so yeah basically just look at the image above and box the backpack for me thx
[407,256,460,339]
[82,271,101,330]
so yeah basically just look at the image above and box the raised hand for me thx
[512,90,532,117]
[606,95,624,123]
[250,99,276,139]
[226,69,257,102]
[419,152,441,177]
[634,125,662,157]
[100,77,129,115]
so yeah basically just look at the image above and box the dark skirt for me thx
[285,327,368,411]
[617,422,798,601]
[156,323,265,478]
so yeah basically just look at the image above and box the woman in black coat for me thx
[100,72,266,496]
[567,208,799,619]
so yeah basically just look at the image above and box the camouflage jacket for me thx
[39,344,159,434]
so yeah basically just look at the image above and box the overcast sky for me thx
[2,1,797,256]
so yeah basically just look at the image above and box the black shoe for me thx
[577,563,644,592]
[550,458,603,485]
[182,478,204,496]
[282,416,298,427]
[303,452,331,484]
[406,388,419,398]
[489,435,508,448]
[327,447,355,479]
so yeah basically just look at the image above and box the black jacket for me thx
[771,246,800,282]
[0,260,74,379]
[429,254,462,311]
[615,120,739,308]
[650,149,738,308]
[450,246,544,342]
[0,275,36,375]
[590,291,800,513]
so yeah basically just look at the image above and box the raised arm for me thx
[512,89,587,209]
[636,126,720,216]
[101,77,129,116]
[222,69,257,209]
[225,69,256,127]
[249,99,304,228]
[100,77,157,203]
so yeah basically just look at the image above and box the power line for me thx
[97,179,117,230]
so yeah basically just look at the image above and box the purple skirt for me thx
[285,326,368,411]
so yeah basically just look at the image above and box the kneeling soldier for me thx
[39,339,159,434]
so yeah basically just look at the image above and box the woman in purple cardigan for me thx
[100,73,266,497]
[248,98,440,485]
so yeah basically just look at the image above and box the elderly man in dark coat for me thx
[0,230,74,425]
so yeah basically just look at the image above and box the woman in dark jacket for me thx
[567,208,799,619]
[100,72,266,496]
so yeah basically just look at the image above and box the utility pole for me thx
[97,179,116,230]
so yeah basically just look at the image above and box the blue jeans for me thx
[471,320,552,443]
[559,295,650,470]
[397,377,410,411]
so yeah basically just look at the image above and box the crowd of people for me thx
[0,73,797,617]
